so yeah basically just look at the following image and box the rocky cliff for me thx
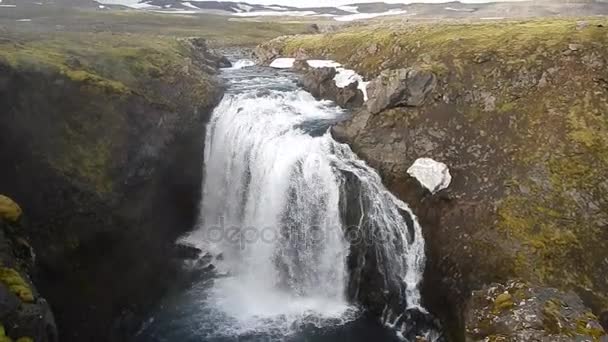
[256,18,608,341]
[0,33,225,341]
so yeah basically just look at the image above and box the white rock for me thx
[269,58,296,69]
[407,158,451,194]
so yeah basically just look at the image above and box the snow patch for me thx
[337,5,359,13]
[99,5,106,8]
[16,19,32,22]
[306,60,341,68]
[0,4,16,7]
[269,58,295,69]
[96,0,160,9]
[334,9,407,22]
[480,16,505,20]
[236,3,253,12]
[233,10,317,17]
[306,60,369,101]
[444,6,474,12]
[152,9,196,13]
[181,2,199,9]
[265,5,288,11]
[407,158,452,194]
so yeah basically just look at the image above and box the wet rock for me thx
[366,68,437,114]
[4,300,58,342]
[0,283,20,318]
[173,243,202,260]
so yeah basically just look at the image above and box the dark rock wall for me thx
[0,40,224,341]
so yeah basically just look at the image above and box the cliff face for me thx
[256,18,608,340]
[0,34,224,341]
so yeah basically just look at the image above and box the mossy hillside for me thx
[0,33,218,194]
[0,7,311,47]
[264,18,607,77]
[261,18,608,315]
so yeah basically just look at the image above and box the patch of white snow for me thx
[337,5,359,13]
[407,158,452,194]
[152,9,196,13]
[269,58,295,69]
[181,2,199,9]
[233,10,317,17]
[334,9,407,22]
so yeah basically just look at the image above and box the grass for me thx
[0,6,311,47]
[263,17,608,77]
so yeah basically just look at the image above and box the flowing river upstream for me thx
[137,59,441,342]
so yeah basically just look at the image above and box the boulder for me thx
[366,68,437,114]
[0,195,22,223]
[298,67,364,109]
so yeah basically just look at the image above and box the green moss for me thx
[15,338,33,342]
[273,18,608,77]
[0,268,34,303]
[0,195,22,223]
[542,299,564,334]
[493,292,514,313]
[575,315,605,339]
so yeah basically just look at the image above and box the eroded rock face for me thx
[298,67,364,109]
[466,281,606,341]
[366,68,437,114]
[0,216,57,342]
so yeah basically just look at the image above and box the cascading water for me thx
[137,60,441,342]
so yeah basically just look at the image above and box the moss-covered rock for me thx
[467,281,605,341]
[0,197,21,223]
[0,268,32,303]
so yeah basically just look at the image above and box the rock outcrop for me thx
[298,67,364,109]
[0,36,225,341]
[466,281,605,341]
[256,18,608,341]
[366,68,437,114]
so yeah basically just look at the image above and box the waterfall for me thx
[178,66,432,340]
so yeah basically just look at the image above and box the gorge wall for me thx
[0,35,225,341]
[256,18,608,341]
